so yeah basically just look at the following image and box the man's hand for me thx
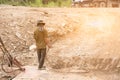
[48,44,52,48]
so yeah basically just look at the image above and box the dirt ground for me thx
[0,5,120,80]
[13,66,120,80]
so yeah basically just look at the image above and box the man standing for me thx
[34,20,51,70]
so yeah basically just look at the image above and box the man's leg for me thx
[39,48,46,68]
[37,49,41,69]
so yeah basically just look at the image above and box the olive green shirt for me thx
[34,28,48,49]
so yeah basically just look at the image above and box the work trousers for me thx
[37,48,46,68]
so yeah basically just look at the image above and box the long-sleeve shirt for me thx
[34,28,48,49]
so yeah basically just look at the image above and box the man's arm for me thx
[45,38,52,48]
[34,31,37,41]
[44,30,52,48]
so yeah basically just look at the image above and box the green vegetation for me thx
[0,0,72,7]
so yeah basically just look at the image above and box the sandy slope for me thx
[0,6,120,80]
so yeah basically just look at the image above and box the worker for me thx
[34,20,51,70]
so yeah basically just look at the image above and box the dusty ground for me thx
[0,5,120,80]
[13,66,120,80]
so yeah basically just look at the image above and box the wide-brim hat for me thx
[37,20,45,26]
